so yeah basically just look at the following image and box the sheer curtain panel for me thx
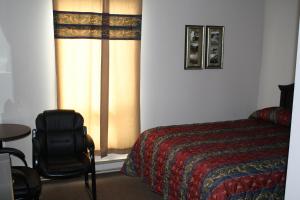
[53,0,142,157]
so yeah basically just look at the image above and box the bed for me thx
[122,84,294,200]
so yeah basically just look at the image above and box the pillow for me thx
[249,107,292,127]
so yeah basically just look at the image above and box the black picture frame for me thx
[184,25,205,70]
[205,26,224,69]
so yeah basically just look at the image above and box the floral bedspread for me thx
[122,119,289,200]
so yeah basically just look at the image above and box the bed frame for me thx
[279,84,294,111]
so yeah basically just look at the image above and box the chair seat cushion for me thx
[12,166,41,198]
[39,154,91,178]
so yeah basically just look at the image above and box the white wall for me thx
[285,18,300,200]
[141,0,265,131]
[0,0,56,165]
[257,0,300,108]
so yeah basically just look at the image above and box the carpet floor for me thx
[40,172,162,200]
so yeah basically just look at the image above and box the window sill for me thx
[95,154,127,173]
[95,153,127,164]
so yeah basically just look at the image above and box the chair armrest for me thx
[85,134,95,152]
[85,134,95,164]
[82,126,96,167]
[0,147,28,167]
[83,125,95,152]
[32,137,41,168]
[32,138,41,155]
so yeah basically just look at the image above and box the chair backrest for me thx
[35,110,86,157]
[279,84,294,111]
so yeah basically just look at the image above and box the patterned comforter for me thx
[122,119,290,200]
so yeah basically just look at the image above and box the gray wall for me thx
[257,0,300,108]
[0,0,57,165]
[140,0,264,131]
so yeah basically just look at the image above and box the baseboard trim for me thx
[40,160,124,182]
[95,168,120,174]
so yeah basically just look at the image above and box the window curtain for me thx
[53,0,142,157]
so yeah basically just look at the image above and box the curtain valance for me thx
[54,11,142,40]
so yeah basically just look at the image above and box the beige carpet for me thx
[40,172,162,200]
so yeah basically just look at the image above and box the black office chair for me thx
[0,148,41,200]
[32,110,96,200]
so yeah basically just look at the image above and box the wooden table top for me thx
[0,124,31,142]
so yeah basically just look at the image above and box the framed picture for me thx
[205,26,224,69]
[184,25,205,69]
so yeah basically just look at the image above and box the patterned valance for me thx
[53,11,142,40]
